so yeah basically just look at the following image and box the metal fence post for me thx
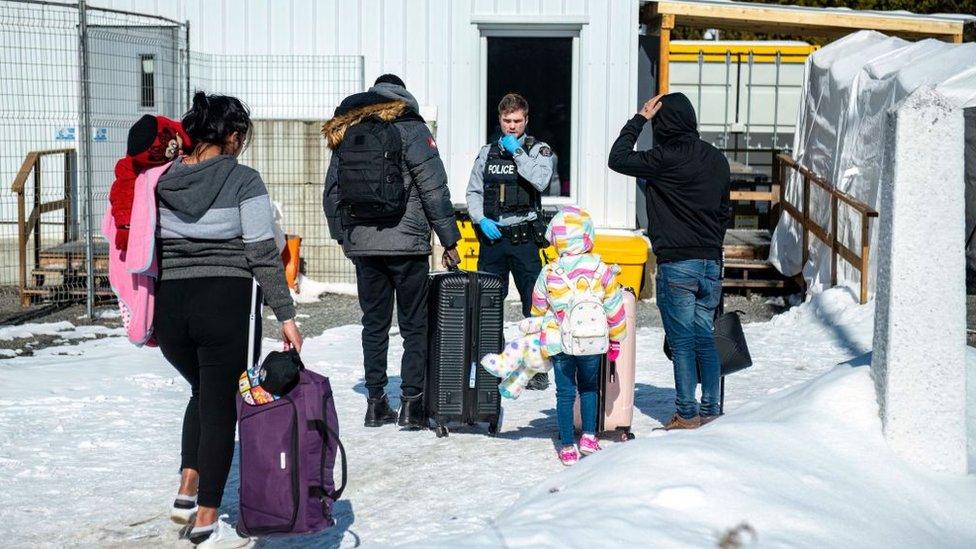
[78,0,95,318]
[723,51,731,148]
[185,19,191,107]
[745,51,754,164]
[772,51,781,149]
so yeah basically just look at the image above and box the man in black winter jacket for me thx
[608,92,731,430]
[323,74,461,430]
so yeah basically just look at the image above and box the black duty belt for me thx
[499,221,532,245]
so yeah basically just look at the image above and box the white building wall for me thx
[80,0,641,229]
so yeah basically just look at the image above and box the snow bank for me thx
[420,358,976,548]
[871,87,968,473]
[290,273,358,302]
[0,321,124,342]
[1,285,970,547]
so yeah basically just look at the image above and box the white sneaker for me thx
[191,515,253,548]
[170,494,197,524]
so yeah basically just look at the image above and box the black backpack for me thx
[335,116,406,226]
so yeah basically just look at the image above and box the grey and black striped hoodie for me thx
[156,155,296,322]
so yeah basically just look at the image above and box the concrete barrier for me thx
[871,87,968,473]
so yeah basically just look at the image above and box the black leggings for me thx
[154,277,259,508]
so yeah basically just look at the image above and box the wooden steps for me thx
[722,229,792,292]
[38,241,109,271]
[21,240,111,306]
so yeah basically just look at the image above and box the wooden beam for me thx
[657,14,674,95]
[653,0,964,41]
[859,216,871,304]
[730,190,777,202]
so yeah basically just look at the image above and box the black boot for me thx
[397,393,426,430]
[364,394,398,427]
[526,372,550,391]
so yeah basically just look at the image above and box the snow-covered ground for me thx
[0,288,973,548]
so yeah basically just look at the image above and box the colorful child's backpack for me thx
[553,267,609,356]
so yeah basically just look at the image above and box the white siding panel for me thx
[542,0,566,15]
[494,0,519,15]
[267,0,293,55]
[222,2,246,56]
[471,0,496,17]
[519,0,543,15]
[403,0,428,97]
[381,0,408,80]
[335,0,363,56]
[314,0,342,55]
[445,1,482,205]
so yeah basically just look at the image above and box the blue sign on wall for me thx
[55,127,76,141]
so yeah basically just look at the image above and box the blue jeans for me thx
[552,353,601,446]
[657,259,722,419]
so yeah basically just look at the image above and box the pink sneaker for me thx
[558,446,579,466]
[579,433,602,456]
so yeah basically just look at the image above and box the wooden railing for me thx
[11,148,76,306]
[773,153,878,304]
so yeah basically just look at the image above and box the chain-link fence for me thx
[0,0,363,320]
[0,0,189,318]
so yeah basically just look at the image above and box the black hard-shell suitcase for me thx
[425,269,504,437]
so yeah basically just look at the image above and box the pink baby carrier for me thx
[101,161,172,347]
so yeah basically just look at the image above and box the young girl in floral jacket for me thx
[530,205,627,465]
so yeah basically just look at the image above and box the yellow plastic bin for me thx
[456,220,649,294]
[456,219,481,272]
[591,230,650,295]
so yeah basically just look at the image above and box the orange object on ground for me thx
[281,235,302,290]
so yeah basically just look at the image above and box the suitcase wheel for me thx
[487,409,503,437]
[614,430,635,442]
[435,425,449,438]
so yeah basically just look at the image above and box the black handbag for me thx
[712,310,752,375]
[661,311,753,376]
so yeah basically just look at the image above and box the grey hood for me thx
[157,155,238,218]
[368,82,420,114]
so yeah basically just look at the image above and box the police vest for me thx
[483,136,541,219]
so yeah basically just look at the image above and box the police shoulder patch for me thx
[539,145,553,157]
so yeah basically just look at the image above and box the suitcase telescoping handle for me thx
[246,278,260,375]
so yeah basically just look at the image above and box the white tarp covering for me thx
[769,30,976,297]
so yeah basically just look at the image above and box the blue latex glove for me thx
[479,218,502,241]
[499,134,521,156]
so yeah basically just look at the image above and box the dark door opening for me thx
[486,36,572,197]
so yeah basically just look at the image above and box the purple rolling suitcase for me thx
[236,282,347,537]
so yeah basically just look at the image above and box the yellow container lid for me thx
[592,230,650,264]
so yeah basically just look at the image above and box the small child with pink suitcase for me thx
[529,206,627,465]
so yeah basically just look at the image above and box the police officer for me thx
[466,93,558,390]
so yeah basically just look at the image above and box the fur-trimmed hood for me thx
[321,99,410,149]
[321,83,422,149]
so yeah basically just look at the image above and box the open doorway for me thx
[485,36,572,198]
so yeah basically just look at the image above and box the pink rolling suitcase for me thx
[574,289,638,441]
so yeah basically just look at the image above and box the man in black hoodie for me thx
[608,93,731,430]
